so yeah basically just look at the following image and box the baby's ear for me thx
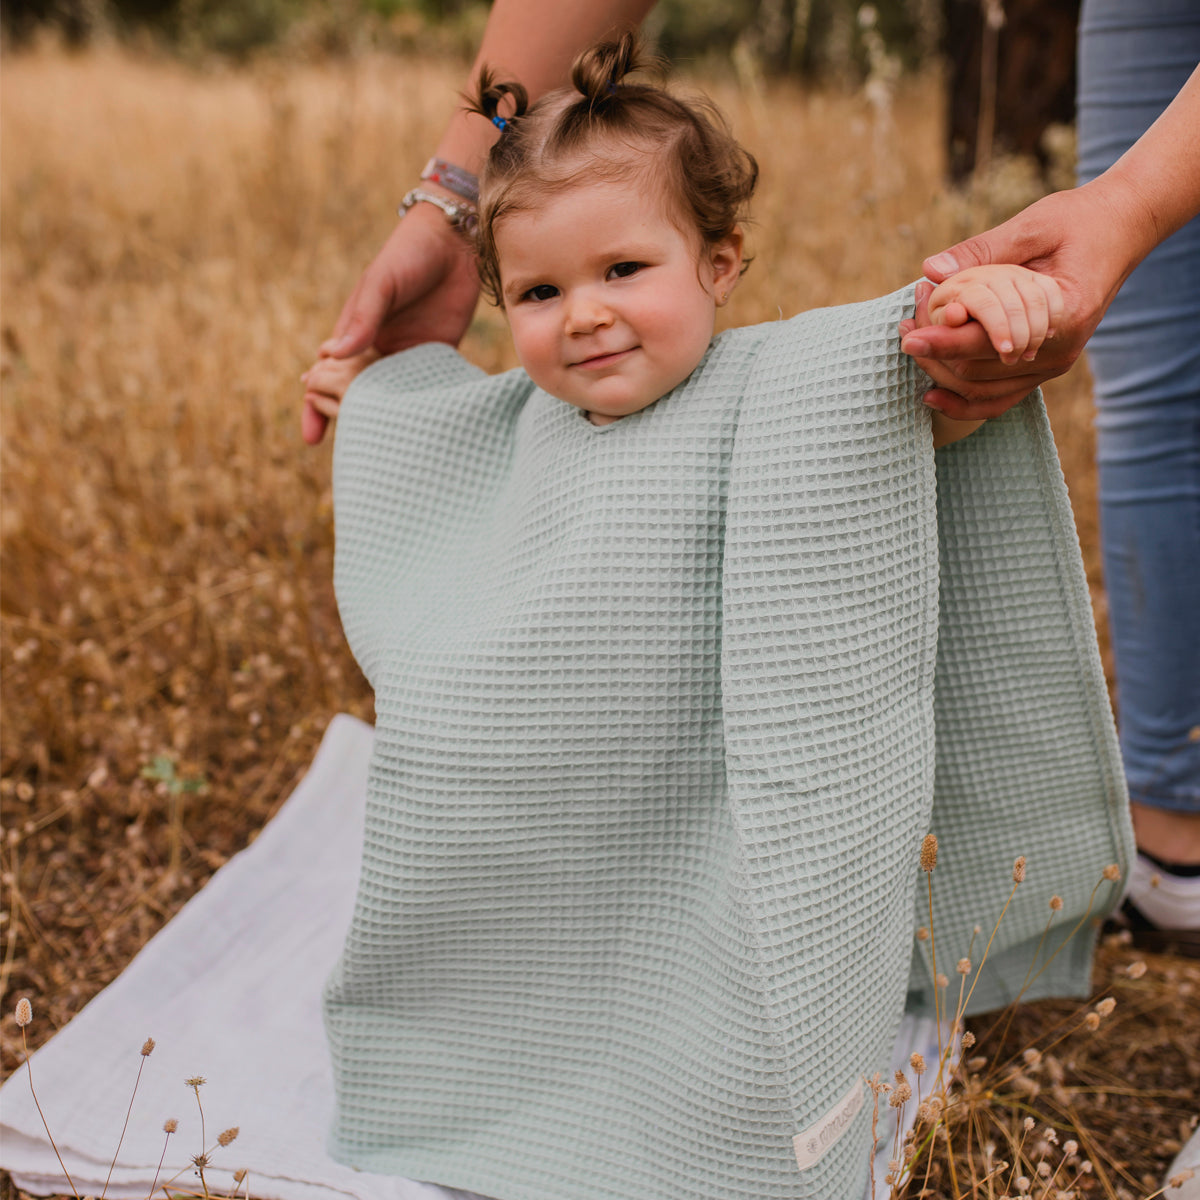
[710,227,745,303]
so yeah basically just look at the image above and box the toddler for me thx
[303,46,1060,441]
[314,35,1126,1200]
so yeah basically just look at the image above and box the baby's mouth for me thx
[571,347,637,369]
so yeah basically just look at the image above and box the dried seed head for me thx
[909,1052,926,1075]
[163,1118,178,1134]
[1127,960,1147,979]
[957,957,972,975]
[967,1055,988,1072]
[1023,1117,1036,1132]
[14,998,32,1027]
[1094,996,1116,1017]
[1049,894,1064,911]
[935,972,949,989]
[916,926,930,942]
[889,1078,913,1107]
[1012,856,1026,883]
[141,1037,156,1057]
[1023,1048,1042,1068]
[233,1170,247,1185]
[1015,1177,1031,1193]
[1169,1169,1196,1188]
[1083,1011,1100,1031]
[920,834,938,872]
[1080,1161,1092,1174]
[1037,1161,1052,1178]
[192,1154,210,1169]
[915,1100,933,1125]
[961,1030,976,1049]
[1102,863,1121,882]
[1063,1140,1078,1157]
[217,1127,239,1147]
[185,1075,206,1089]
[1043,1126,1058,1144]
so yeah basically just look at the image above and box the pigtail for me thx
[570,32,645,108]
[467,66,529,133]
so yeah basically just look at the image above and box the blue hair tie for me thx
[492,115,508,131]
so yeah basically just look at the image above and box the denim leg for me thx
[1077,0,1200,812]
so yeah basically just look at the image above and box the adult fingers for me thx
[921,385,1034,421]
[321,265,392,359]
[902,319,997,362]
[909,337,1050,401]
[921,206,1052,282]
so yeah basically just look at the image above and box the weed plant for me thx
[11,1001,245,1200]
[868,841,1197,1199]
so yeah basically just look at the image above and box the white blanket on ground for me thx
[1,716,482,1200]
[1,715,931,1200]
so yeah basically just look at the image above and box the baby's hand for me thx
[301,348,380,430]
[926,264,1064,366]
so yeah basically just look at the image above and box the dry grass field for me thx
[1,43,1196,1199]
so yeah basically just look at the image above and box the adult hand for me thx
[899,181,1146,420]
[301,202,481,445]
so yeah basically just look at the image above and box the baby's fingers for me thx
[977,278,1036,363]
[1022,275,1065,360]
[937,300,971,328]
[931,278,1034,364]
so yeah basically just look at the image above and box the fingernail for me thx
[902,336,932,356]
[922,394,944,412]
[999,340,1013,355]
[926,252,959,275]
[1023,350,1037,361]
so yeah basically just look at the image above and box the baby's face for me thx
[495,178,743,424]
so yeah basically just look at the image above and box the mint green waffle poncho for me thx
[324,285,1133,1200]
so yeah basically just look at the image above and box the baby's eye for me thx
[522,284,559,302]
[608,261,642,280]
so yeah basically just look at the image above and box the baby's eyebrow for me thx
[502,273,549,300]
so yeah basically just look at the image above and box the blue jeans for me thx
[1076,0,1200,813]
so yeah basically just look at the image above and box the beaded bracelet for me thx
[420,157,480,205]
[398,188,478,233]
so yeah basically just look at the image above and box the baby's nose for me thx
[564,290,612,333]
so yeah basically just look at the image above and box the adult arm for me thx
[303,0,657,444]
[901,63,1200,420]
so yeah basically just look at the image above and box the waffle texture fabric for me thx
[324,284,1133,1200]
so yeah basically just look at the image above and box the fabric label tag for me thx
[792,1078,865,1171]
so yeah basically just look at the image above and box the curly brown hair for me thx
[468,32,758,306]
